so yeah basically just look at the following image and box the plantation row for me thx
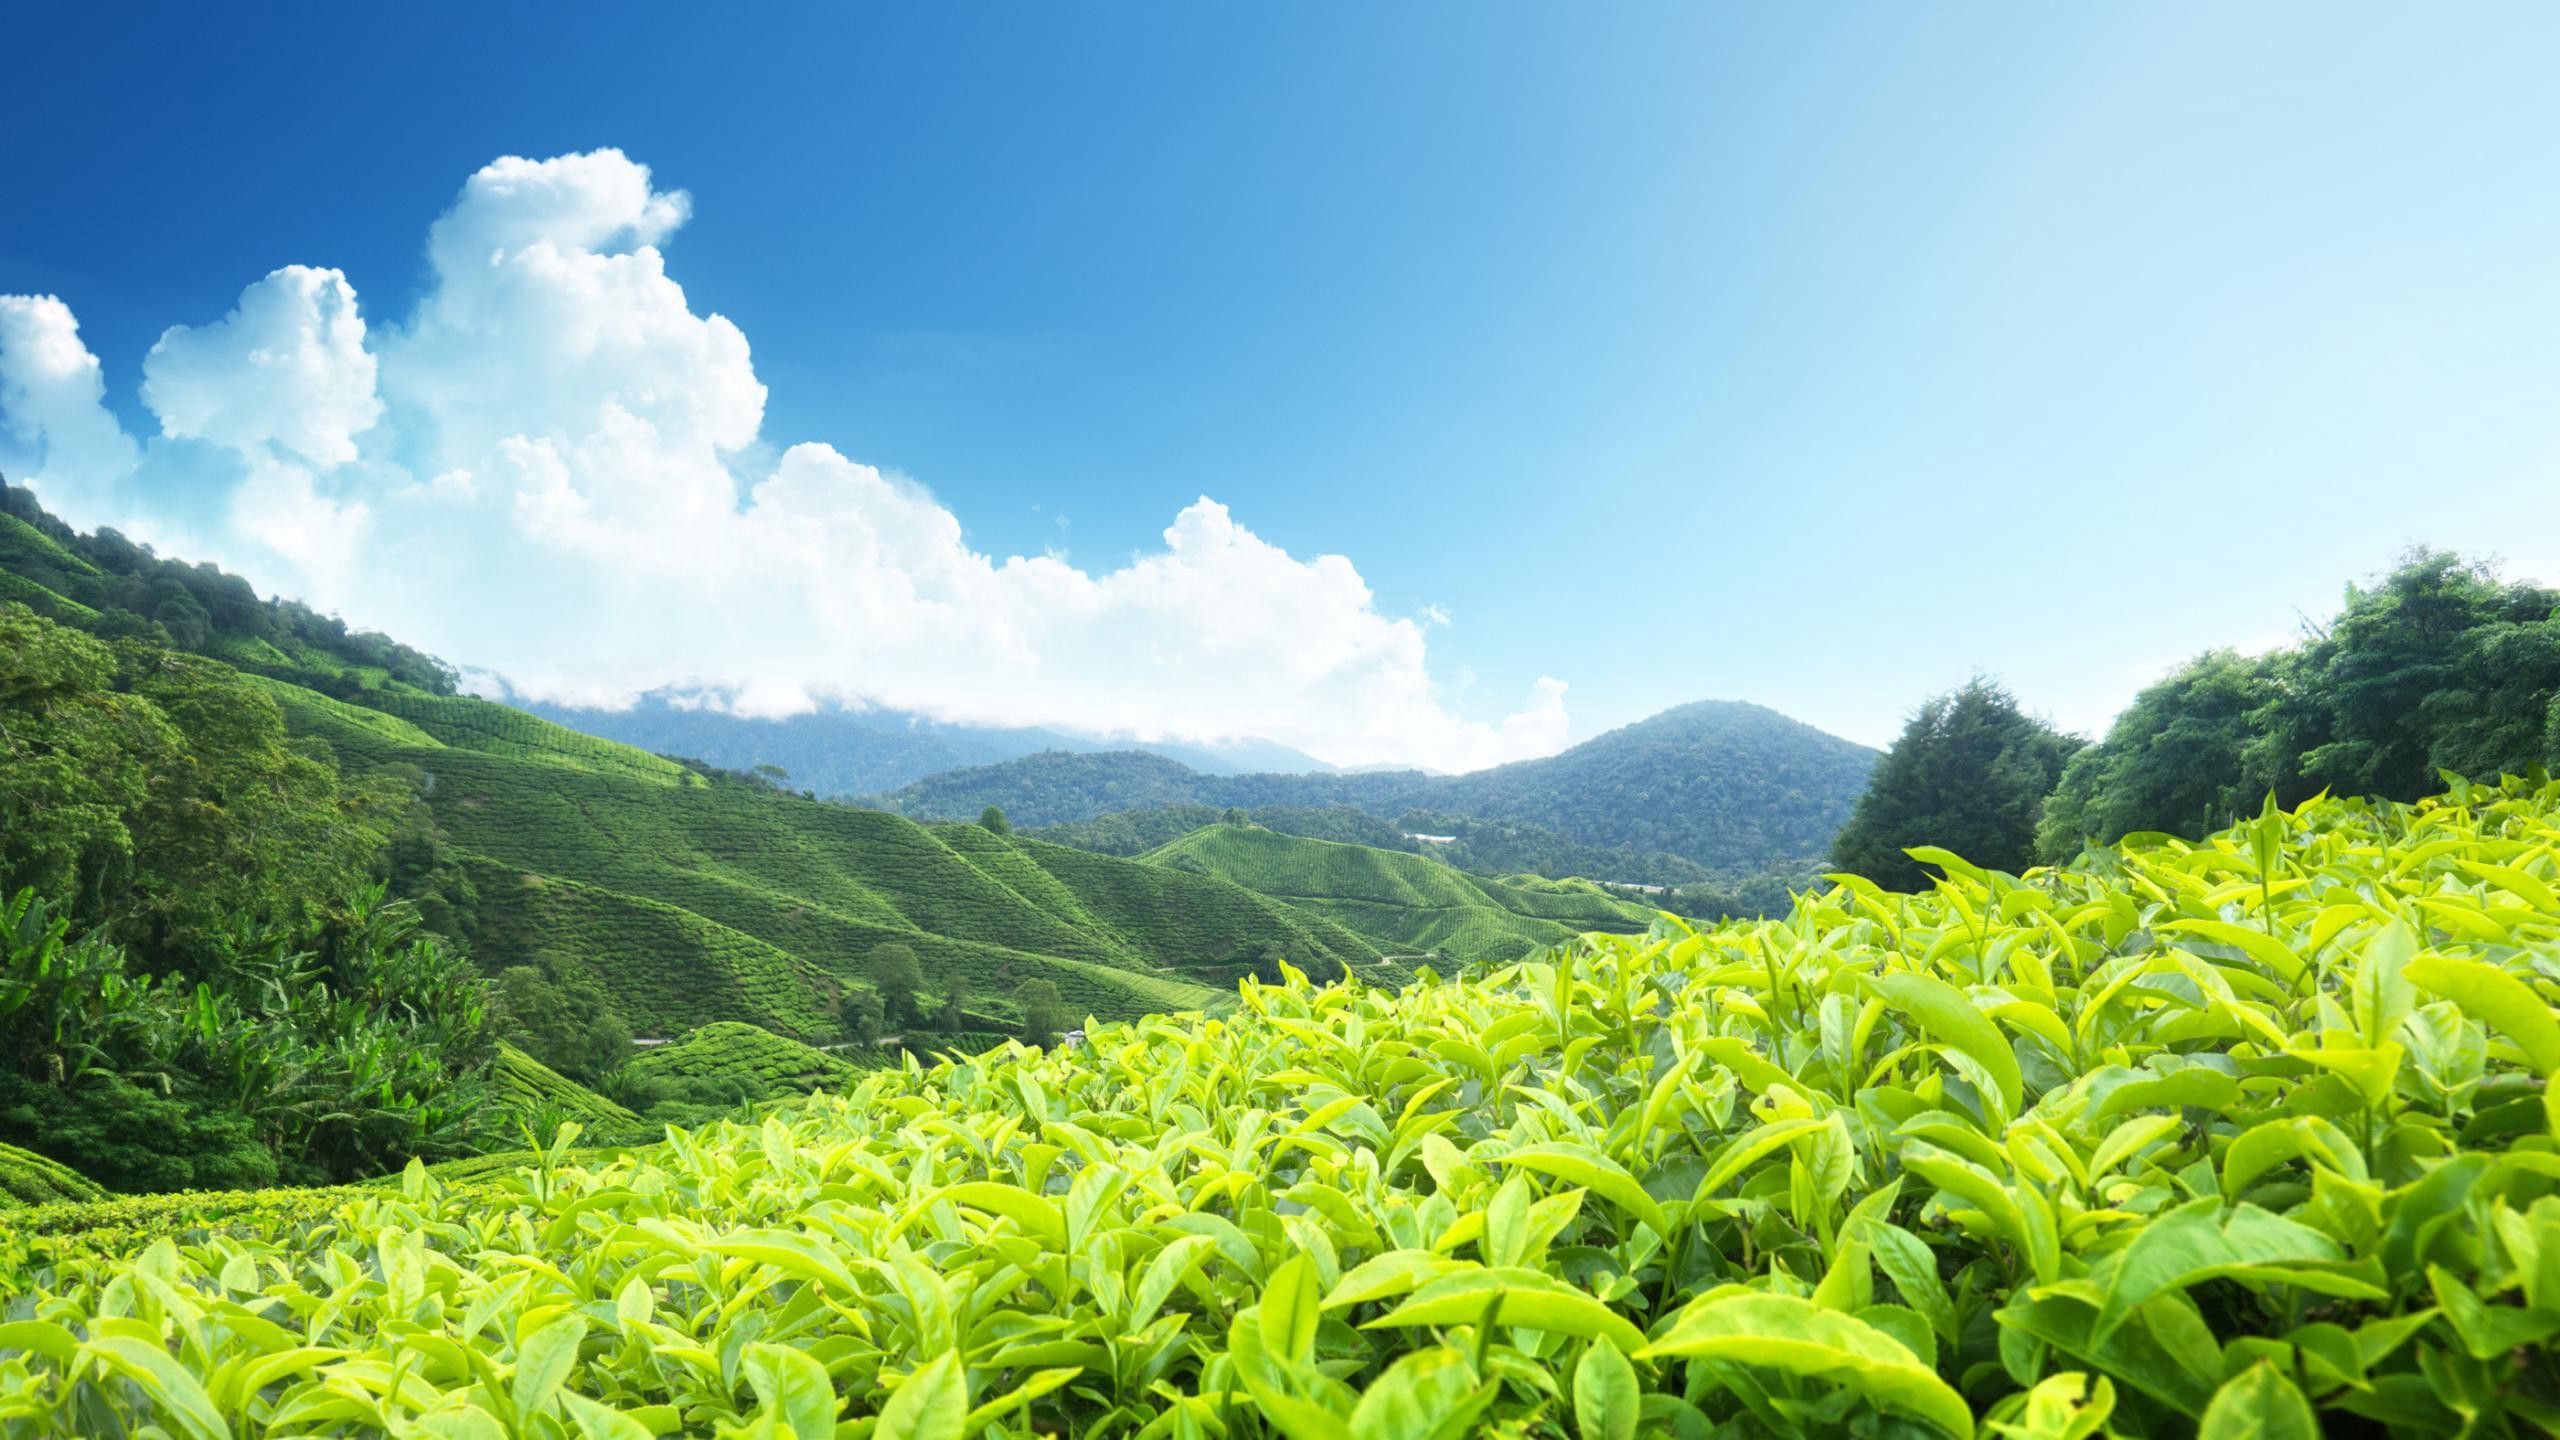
[1141,826,1656,966]
[3,780,2558,1433]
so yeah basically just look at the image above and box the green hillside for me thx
[254,670,1403,1030]
[1141,822,1659,965]
[0,485,1402,1096]
[625,1022,874,1102]
[489,1046,645,1139]
[0,1142,105,1210]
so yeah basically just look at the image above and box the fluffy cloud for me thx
[0,149,1568,772]
[0,295,139,514]
[143,266,382,466]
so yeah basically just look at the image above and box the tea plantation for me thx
[1143,823,1659,966]
[253,672,1398,1035]
[4,780,2557,1435]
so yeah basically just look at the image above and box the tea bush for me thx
[2,781,2557,1436]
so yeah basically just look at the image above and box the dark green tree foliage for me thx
[0,885,499,1190]
[492,960,632,1083]
[978,804,1010,835]
[2040,553,2560,856]
[0,482,458,696]
[940,972,974,1033]
[0,607,177,918]
[0,604,398,965]
[838,988,885,1047]
[1828,679,2081,890]
[2036,650,2273,859]
[868,943,924,1026]
[1012,978,1067,1047]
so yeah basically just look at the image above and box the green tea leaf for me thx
[1640,1293,1973,1439]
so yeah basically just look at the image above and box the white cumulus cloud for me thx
[0,295,140,516]
[0,149,1569,772]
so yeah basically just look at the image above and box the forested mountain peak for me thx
[869,696,1877,878]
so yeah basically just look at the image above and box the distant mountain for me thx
[871,701,1880,876]
[519,693,1336,795]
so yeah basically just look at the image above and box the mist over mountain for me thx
[518,693,1339,796]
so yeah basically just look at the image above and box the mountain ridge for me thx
[867,699,1878,877]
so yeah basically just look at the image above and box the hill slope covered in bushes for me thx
[5,780,2556,1434]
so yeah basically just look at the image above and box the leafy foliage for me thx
[0,1142,104,1209]
[0,882,502,1190]
[2041,551,2560,856]
[0,482,457,696]
[1830,677,2081,890]
[4,783,2556,1435]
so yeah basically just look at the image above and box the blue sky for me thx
[4,4,2558,764]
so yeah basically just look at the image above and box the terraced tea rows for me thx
[4,782,2556,1434]
[1144,824,1658,965]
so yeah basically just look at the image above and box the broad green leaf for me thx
[1500,1142,1670,1237]
[2404,953,2560,1075]
[557,1392,655,1440]
[877,1350,967,1440]
[1573,1338,1640,1440]
[1640,1293,1973,1439]
[1262,1253,1323,1364]
[2221,1116,2366,1199]
[2093,1198,2353,1340]
[1871,970,2023,1116]
[743,1342,838,1440]
[1367,1268,1647,1353]
[2197,1361,2318,1440]
[81,1336,230,1440]
[2156,919,2307,987]
[512,1315,587,1423]
[1346,1348,1495,1440]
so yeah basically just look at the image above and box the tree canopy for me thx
[2037,552,2560,858]
[1827,678,2080,889]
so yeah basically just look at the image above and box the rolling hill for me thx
[871,700,1879,878]
[0,484,1410,1051]
[1142,823,1662,966]
[268,682,1401,1034]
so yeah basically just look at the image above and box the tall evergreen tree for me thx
[1828,678,2080,890]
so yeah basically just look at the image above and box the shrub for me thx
[0,781,2556,1435]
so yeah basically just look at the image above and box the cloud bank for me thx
[0,150,1567,771]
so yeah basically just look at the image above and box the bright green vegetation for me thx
[626,1022,876,1102]
[7,782,2558,1434]
[490,1045,645,1138]
[0,1143,104,1209]
[875,700,1879,885]
[1,487,1422,1199]
[1144,821,1660,966]
[1032,802,1723,886]
[0,486,456,696]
